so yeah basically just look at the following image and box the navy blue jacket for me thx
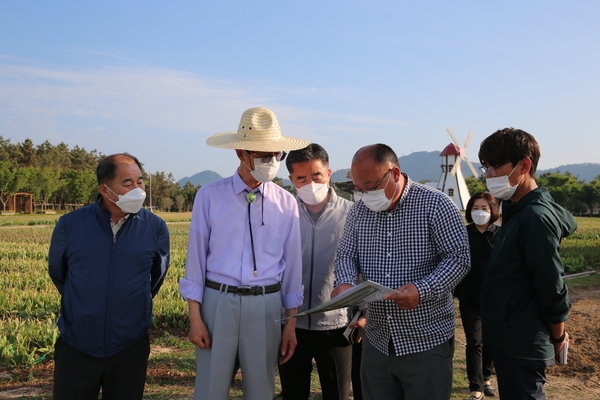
[49,201,170,357]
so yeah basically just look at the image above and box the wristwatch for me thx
[551,331,566,343]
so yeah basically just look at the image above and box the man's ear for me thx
[98,184,109,199]
[235,149,244,160]
[520,158,533,175]
[392,166,401,181]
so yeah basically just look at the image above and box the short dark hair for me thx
[478,128,540,177]
[353,143,399,167]
[285,143,329,174]
[465,191,500,224]
[96,153,143,185]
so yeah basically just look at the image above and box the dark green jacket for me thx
[481,187,576,360]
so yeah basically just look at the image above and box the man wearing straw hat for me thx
[180,107,310,400]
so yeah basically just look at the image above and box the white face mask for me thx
[105,186,146,214]
[471,210,491,226]
[296,182,329,205]
[354,173,396,212]
[248,157,280,183]
[486,163,522,200]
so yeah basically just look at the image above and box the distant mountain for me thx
[180,158,600,188]
[538,163,600,183]
[330,151,481,183]
[331,169,350,182]
[178,170,223,186]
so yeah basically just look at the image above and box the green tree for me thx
[69,145,102,171]
[537,172,583,211]
[174,194,185,212]
[579,175,600,215]
[22,167,64,210]
[465,176,487,196]
[161,197,174,212]
[18,138,37,167]
[180,181,201,211]
[0,136,20,164]
[0,162,27,211]
[147,171,178,209]
[63,169,98,204]
[37,140,72,169]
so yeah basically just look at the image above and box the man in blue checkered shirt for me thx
[333,144,470,400]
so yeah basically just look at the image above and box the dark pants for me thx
[360,336,454,400]
[351,341,363,400]
[459,298,493,392]
[492,351,553,400]
[279,327,352,400]
[53,333,150,400]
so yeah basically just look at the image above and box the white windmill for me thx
[435,126,479,210]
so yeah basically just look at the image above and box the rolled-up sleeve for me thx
[280,200,304,310]
[414,197,470,302]
[179,190,210,304]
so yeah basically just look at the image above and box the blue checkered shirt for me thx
[334,174,470,356]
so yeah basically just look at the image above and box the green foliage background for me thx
[0,137,201,213]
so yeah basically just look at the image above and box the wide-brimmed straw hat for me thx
[206,107,310,152]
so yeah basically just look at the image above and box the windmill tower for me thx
[435,126,479,210]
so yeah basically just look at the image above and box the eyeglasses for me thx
[245,151,287,163]
[355,169,391,194]
[479,161,510,178]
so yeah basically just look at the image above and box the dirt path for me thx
[2,291,600,399]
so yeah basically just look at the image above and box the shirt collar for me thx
[233,170,265,196]
[392,173,412,211]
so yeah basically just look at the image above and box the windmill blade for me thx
[445,126,460,146]
[464,130,474,148]
[465,157,479,178]
[450,158,461,176]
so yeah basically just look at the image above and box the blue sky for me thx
[1,1,599,180]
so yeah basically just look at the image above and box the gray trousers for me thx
[193,287,282,400]
[360,336,454,400]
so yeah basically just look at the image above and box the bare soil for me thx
[1,289,599,399]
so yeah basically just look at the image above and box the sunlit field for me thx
[0,213,598,399]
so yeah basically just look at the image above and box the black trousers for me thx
[53,333,150,400]
[351,341,363,400]
[279,327,352,400]
[492,351,553,400]
[458,297,494,392]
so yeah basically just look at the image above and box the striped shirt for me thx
[334,174,470,356]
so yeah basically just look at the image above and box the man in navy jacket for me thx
[49,153,170,399]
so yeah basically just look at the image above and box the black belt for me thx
[205,279,281,296]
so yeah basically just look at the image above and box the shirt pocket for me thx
[262,226,285,256]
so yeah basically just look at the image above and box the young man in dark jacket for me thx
[479,128,575,399]
[49,153,170,399]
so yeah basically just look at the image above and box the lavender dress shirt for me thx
[179,171,304,310]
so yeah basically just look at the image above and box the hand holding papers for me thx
[343,310,363,344]
[284,280,401,320]
[383,283,420,310]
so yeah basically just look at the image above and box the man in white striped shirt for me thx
[333,143,470,400]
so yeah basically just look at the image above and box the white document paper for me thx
[284,280,400,320]
[555,340,569,364]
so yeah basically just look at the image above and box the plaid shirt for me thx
[334,174,470,356]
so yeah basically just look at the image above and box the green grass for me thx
[1,215,599,399]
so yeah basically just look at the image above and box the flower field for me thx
[0,213,600,400]
[0,214,191,367]
[0,214,599,368]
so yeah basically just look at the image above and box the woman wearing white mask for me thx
[455,192,500,400]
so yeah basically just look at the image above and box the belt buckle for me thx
[236,286,254,295]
